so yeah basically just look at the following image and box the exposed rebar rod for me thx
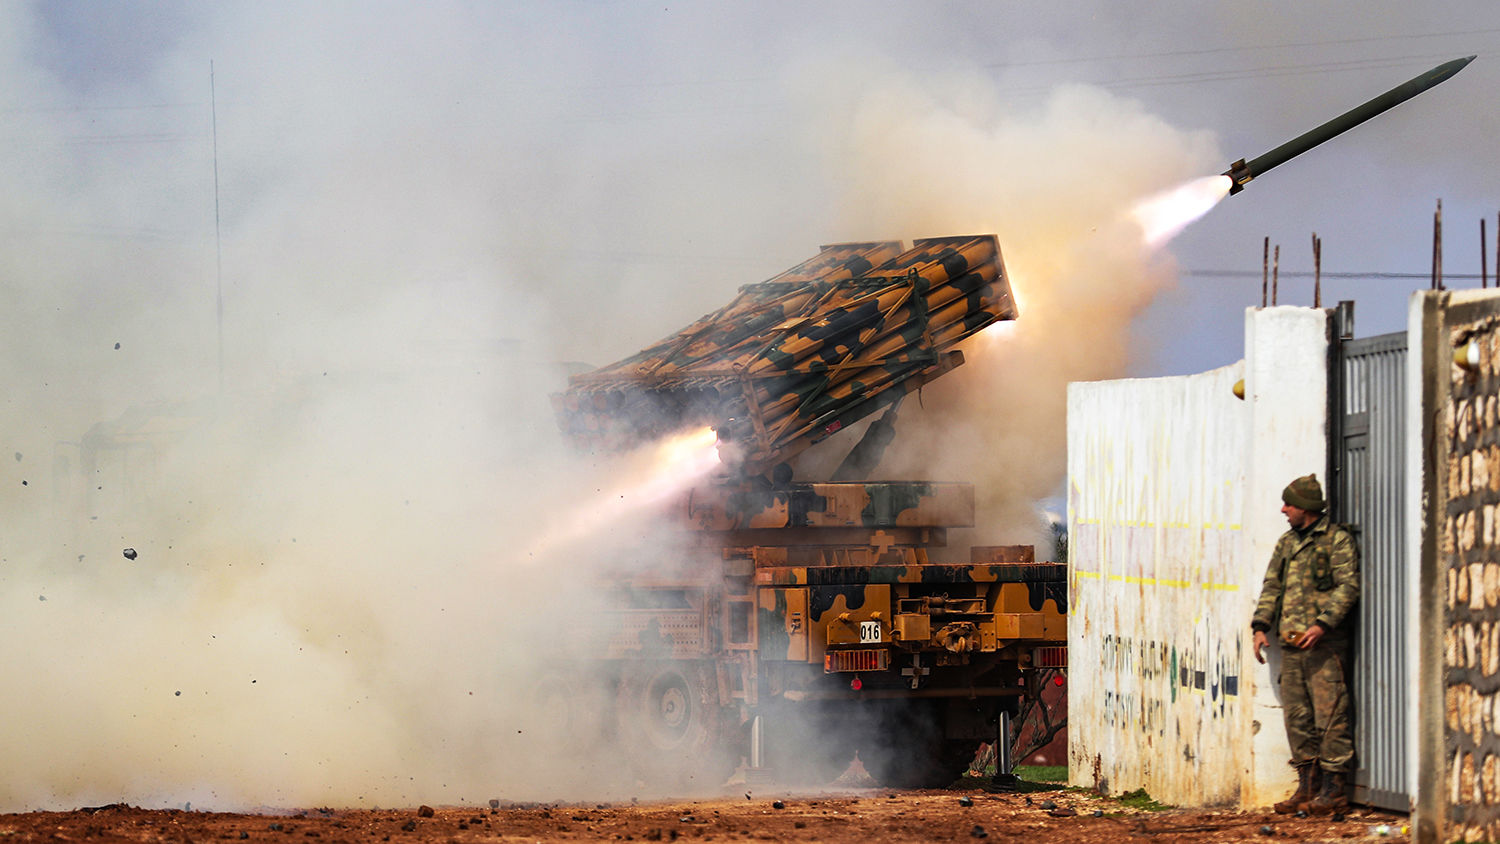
[1313,233,1322,308]
[1273,244,1280,306]
[1261,236,1269,307]
[1433,199,1443,291]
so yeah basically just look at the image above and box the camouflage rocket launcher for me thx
[545,234,1066,792]
[553,234,1015,476]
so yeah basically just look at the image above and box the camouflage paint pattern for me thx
[754,563,1066,665]
[1252,515,1360,644]
[1279,645,1354,771]
[757,587,805,662]
[1252,514,1359,772]
[588,472,1063,702]
[553,235,1017,471]
[596,586,713,661]
[683,480,975,532]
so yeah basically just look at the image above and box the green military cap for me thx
[1282,474,1325,512]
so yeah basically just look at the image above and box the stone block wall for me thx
[1442,315,1500,842]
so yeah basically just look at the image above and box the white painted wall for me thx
[1239,306,1332,807]
[1066,306,1331,808]
[1404,293,1428,833]
[1066,362,1247,804]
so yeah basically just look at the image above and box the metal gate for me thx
[1331,328,1408,811]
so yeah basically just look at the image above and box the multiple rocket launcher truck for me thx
[535,55,1482,790]
[550,234,1067,788]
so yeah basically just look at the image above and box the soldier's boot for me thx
[1273,764,1320,814]
[1303,770,1348,814]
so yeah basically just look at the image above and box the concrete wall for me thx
[1069,293,1500,828]
[1410,289,1500,844]
[1066,362,1247,804]
[1239,307,1335,808]
[1067,306,1331,807]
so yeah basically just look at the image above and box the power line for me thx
[0,101,200,115]
[1185,269,1485,280]
[3,28,1490,118]
[3,49,1462,142]
[982,28,1500,70]
[984,50,1471,100]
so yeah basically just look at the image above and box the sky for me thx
[2,0,1497,812]
[12,4,1498,375]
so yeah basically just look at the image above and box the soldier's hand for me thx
[1295,625,1325,649]
[1253,629,1269,664]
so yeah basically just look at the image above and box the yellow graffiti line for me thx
[1097,575,1239,591]
[1068,518,1243,531]
[1110,575,1163,586]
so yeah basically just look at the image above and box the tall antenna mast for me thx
[211,61,223,394]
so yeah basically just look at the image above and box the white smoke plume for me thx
[1,5,1221,810]
[793,66,1222,551]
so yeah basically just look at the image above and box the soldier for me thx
[1251,474,1359,815]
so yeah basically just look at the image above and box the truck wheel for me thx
[525,671,623,786]
[618,663,737,790]
[531,671,611,748]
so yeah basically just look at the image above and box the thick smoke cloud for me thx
[790,67,1220,548]
[11,0,1456,811]
[0,3,662,810]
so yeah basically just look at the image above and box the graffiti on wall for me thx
[1096,628,1242,735]
[1066,364,1249,805]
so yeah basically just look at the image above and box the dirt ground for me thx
[0,784,1411,843]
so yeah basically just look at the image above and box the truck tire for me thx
[523,670,627,787]
[532,672,612,747]
[617,662,737,790]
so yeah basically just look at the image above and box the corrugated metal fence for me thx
[1332,330,1409,811]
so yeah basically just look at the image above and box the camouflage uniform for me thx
[1252,512,1360,772]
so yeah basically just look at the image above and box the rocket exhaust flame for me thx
[521,426,720,560]
[1129,175,1233,251]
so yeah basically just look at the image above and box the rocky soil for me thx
[0,784,1410,843]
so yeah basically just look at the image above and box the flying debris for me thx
[1223,56,1475,195]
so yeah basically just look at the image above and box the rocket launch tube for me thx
[580,241,903,382]
[1224,55,1474,195]
[553,234,1016,463]
[743,237,999,374]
